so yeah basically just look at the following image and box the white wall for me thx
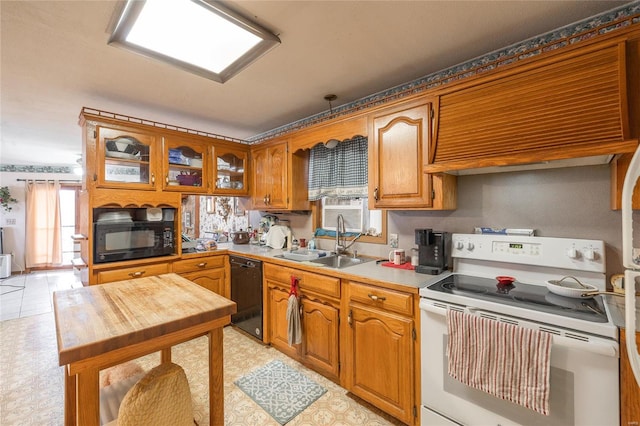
[283,164,623,279]
[0,171,80,272]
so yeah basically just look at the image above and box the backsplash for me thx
[197,196,248,237]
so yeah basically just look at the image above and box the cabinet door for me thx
[301,298,339,380]
[251,143,288,209]
[621,330,640,426]
[180,268,226,297]
[265,143,288,209]
[213,146,249,195]
[251,146,270,209]
[267,286,299,358]
[369,101,433,208]
[163,137,208,192]
[96,126,159,190]
[348,304,414,425]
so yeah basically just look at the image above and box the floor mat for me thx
[234,360,327,424]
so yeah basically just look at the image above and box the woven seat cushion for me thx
[115,362,194,426]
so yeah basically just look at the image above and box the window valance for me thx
[307,136,368,201]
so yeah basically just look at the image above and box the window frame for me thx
[311,201,387,245]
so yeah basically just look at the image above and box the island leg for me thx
[209,327,224,426]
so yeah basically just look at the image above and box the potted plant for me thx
[0,186,17,211]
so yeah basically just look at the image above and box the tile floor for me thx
[0,270,83,321]
[0,270,403,425]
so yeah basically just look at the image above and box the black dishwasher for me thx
[230,255,263,341]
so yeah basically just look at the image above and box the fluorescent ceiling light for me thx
[109,0,280,83]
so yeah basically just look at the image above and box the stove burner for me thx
[428,274,608,323]
[443,281,488,295]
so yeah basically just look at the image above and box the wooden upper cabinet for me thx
[95,125,160,190]
[251,141,288,209]
[162,136,209,193]
[429,40,637,173]
[212,144,249,196]
[368,98,434,209]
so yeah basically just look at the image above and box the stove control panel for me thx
[452,233,605,273]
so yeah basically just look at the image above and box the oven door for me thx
[420,299,619,426]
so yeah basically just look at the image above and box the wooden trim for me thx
[290,115,368,152]
[426,139,639,173]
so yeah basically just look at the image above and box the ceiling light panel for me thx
[109,0,280,83]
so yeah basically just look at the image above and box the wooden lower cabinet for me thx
[268,285,300,359]
[173,255,229,298]
[621,329,640,426]
[344,280,417,425]
[95,261,170,284]
[301,297,340,380]
[264,265,418,424]
[264,264,341,381]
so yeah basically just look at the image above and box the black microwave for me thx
[94,220,175,264]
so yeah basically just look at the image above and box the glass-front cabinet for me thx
[163,137,209,193]
[213,145,249,195]
[96,125,159,190]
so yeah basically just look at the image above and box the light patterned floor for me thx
[0,271,402,426]
[0,270,83,320]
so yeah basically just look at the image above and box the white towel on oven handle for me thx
[446,309,553,416]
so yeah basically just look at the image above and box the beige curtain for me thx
[25,180,62,268]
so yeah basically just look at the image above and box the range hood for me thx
[451,154,614,176]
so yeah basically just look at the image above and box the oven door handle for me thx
[420,299,619,358]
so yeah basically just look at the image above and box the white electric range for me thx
[419,233,619,426]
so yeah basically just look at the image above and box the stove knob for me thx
[466,242,475,251]
[584,249,597,261]
[455,241,464,250]
[567,247,578,259]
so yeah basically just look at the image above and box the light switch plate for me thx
[390,233,398,248]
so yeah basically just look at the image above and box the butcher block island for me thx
[53,273,236,426]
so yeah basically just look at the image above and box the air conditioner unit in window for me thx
[322,199,364,233]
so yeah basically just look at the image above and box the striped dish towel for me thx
[446,309,552,415]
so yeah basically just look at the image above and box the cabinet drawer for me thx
[348,281,413,316]
[264,263,296,284]
[300,272,340,299]
[97,263,170,284]
[173,256,225,273]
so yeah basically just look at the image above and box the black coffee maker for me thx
[414,228,450,275]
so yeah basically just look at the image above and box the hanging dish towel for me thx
[286,276,302,346]
[446,309,552,416]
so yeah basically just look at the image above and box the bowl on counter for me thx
[231,231,250,244]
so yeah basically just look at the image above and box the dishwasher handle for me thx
[230,258,260,268]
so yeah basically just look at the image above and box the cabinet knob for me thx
[368,293,386,302]
[374,187,379,201]
[197,262,207,268]
[129,271,145,278]
[151,173,155,184]
[165,175,169,184]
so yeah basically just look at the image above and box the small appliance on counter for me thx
[265,224,291,249]
[414,228,450,275]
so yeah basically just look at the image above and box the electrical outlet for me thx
[390,233,398,248]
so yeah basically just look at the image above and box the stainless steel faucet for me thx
[335,214,362,255]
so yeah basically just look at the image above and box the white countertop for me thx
[198,243,640,329]
[604,294,640,330]
[217,243,445,290]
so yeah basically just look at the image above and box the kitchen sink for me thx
[309,254,374,269]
